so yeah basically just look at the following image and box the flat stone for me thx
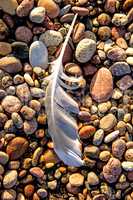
[116,75,133,91]
[90,67,113,103]
[104,130,119,143]
[107,47,126,61]
[3,170,17,188]
[100,113,117,131]
[110,62,131,76]
[2,96,22,113]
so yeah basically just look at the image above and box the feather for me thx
[45,13,84,167]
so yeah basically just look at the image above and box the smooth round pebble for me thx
[100,113,117,131]
[15,26,33,43]
[0,42,12,56]
[122,161,133,171]
[0,0,18,15]
[104,130,120,143]
[30,7,46,23]
[110,62,131,76]
[0,151,9,165]
[12,42,29,60]
[87,172,99,186]
[126,56,133,65]
[3,170,17,188]
[69,173,84,187]
[2,96,22,113]
[112,139,126,159]
[1,189,16,200]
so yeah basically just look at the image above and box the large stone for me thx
[100,113,117,131]
[0,0,18,15]
[3,170,18,188]
[2,96,22,113]
[90,67,113,102]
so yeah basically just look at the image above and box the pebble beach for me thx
[0,0,133,199]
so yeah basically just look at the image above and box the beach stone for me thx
[6,137,28,160]
[116,37,128,49]
[17,193,25,200]
[16,83,31,103]
[98,101,111,113]
[98,26,111,41]
[0,113,8,128]
[100,113,117,131]
[105,0,117,13]
[107,47,126,61]
[60,13,75,23]
[112,139,126,159]
[48,180,57,190]
[0,19,8,41]
[16,0,34,17]
[43,149,60,164]
[123,0,133,10]
[126,56,133,65]
[98,13,111,25]
[21,106,35,120]
[75,38,96,63]
[110,62,131,76]
[37,188,48,198]
[3,170,17,188]
[2,96,22,113]
[30,87,45,98]
[125,149,133,161]
[0,56,22,73]
[116,75,133,90]
[15,26,33,43]
[84,145,99,159]
[99,151,111,162]
[29,100,41,112]
[72,6,89,16]
[11,113,23,129]
[12,42,29,60]
[87,172,99,186]
[40,30,63,47]
[104,130,119,143]
[126,48,133,56]
[122,161,133,171]
[59,5,71,17]
[79,125,96,139]
[69,173,84,187]
[1,189,16,200]
[93,129,104,146]
[90,68,113,103]
[30,7,45,23]
[112,14,128,26]
[0,0,18,15]
[72,23,85,43]
[30,167,44,178]
[38,0,60,18]
[127,8,133,23]
[0,151,9,165]
[23,118,38,134]
[83,31,97,42]
[24,184,34,197]
[29,41,48,69]
[0,42,12,56]
[103,158,122,183]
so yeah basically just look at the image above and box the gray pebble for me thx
[104,130,119,143]
[0,151,9,165]
[110,62,131,76]
[30,87,45,98]
[93,129,104,146]
[59,5,71,17]
[30,7,45,23]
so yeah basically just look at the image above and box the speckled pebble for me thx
[122,161,133,171]
[0,151,9,165]
[3,170,18,189]
[100,113,117,131]
[93,129,104,146]
[2,95,22,113]
[69,173,84,187]
[110,62,131,76]
[87,172,99,186]
[1,189,16,200]
[112,14,128,26]
[112,139,126,159]
[16,0,34,17]
[30,7,46,23]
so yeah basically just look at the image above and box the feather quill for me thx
[45,13,84,167]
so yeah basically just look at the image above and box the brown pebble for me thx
[105,0,117,13]
[98,13,111,25]
[98,26,111,41]
[79,125,96,139]
[15,26,33,43]
[24,184,35,197]
[0,19,8,41]
[72,23,85,43]
[0,42,12,56]
[2,96,22,113]
[16,0,34,17]
[112,139,126,159]
[72,6,89,16]
[30,167,44,178]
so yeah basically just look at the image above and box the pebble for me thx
[116,37,128,49]
[0,113,7,128]
[37,188,48,198]
[79,125,96,139]
[112,14,128,26]
[24,73,34,86]
[126,56,133,65]
[0,19,8,40]
[90,68,113,103]
[12,42,29,60]
[59,5,71,17]
[112,139,126,159]
[98,26,111,41]
[110,62,131,76]
[30,87,45,98]
[30,7,46,24]
[65,63,82,77]
[104,0,117,13]
[3,170,17,188]
[116,75,133,90]
[32,147,43,166]
[69,173,84,187]
[84,145,99,159]
[16,0,34,17]
[29,41,48,69]
[107,47,126,61]
[75,38,96,63]
[93,129,104,146]
[16,83,31,103]
[17,193,25,200]
[126,47,133,56]
[1,189,16,200]
[0,42,12,56]
[98,13,111,26]
[0,164,4,175]
[72,23,85,43]
[38,0,60,18]
[72,6,89,16]
[40,30,63,47]
[87,172,99,186]
[0,0,18,15]
[100,113,117,131]
[24,184,34,197]
[99,151,111,162]
[98,102,111,113]
[60,13,75,23]
[104,130,119,143]
[6,137,29,160]
[30,167,44,178]
[15,26,33,43]
[43,149,60,164]
[125,149,133,161]
[20,106,36,120]
[103,158,122,183]
[2,96,22,113]
[48,180,57,190]
[29,100,41,113]
[0,56,22,74]
[83,31,97,41]
[0,151,9,165]
[122,161,133,171]
[23,118,38,134]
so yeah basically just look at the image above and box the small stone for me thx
[0,56,22,73]
[0,0,18,15]
[112,14,128,26]
[103,158,122,183]
[83,31,97,42]
[30,167,44,178]
[99,151,111,162]
[8,161,20,170]
[60,13,74,23]
[17,193,25,200]
[84,145,99,159]
[79,125,96,139]
[59,5,71,17]
[30,7,45,23]
[0,164,4,175]
[3,170,17,188]
[30,87,45,98]
[90,68,113,103]
[15,26,33,43]
[29,41,48,69]
[0,151,9,165]
[29,100,41,113]
[104,130,119,143]
[98,13,111,25]
[16,0,34,17]
[0,113,8,128]
[107,47,126,61]
[0,19,8,41]
[6,137,28,160]
[112,139,126,159]
[110,62,131,76]
[129,34,133,47]
[125,149,133,161]
[98,26,111,41]
[20,106,35,120]
[38,0,60,18]
[2,96,21,113]
[112,88,123,100]
[105,0,117,13]
[16,83,31,103]
[65,63,82,77]
[87,172,99,186]
[75,38,96,63]
[116,37,128,49]
[24,73,34,86]
[12,42,29,60]
[1,189,16,200]
[122,161,133,171]
[13,74,24,85]
[48,180,57,190]
[100,113,117,131]
[126,48,133,56]
[66,182,80,194]
[37,188,48,198]
[98,102,111,113]
[43,149,60,164]
[116,75,133,91]
[126,56,133,65]
[40,30,63,47]
[72,23,85,43]
[72,6,89,16]
[24,184,34,197]
[93,194,106,200]
[93,129,104,146]
[0,42,12,56]
[32,147,43,166]
[69,173,84,187]
[23,118,38,135]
